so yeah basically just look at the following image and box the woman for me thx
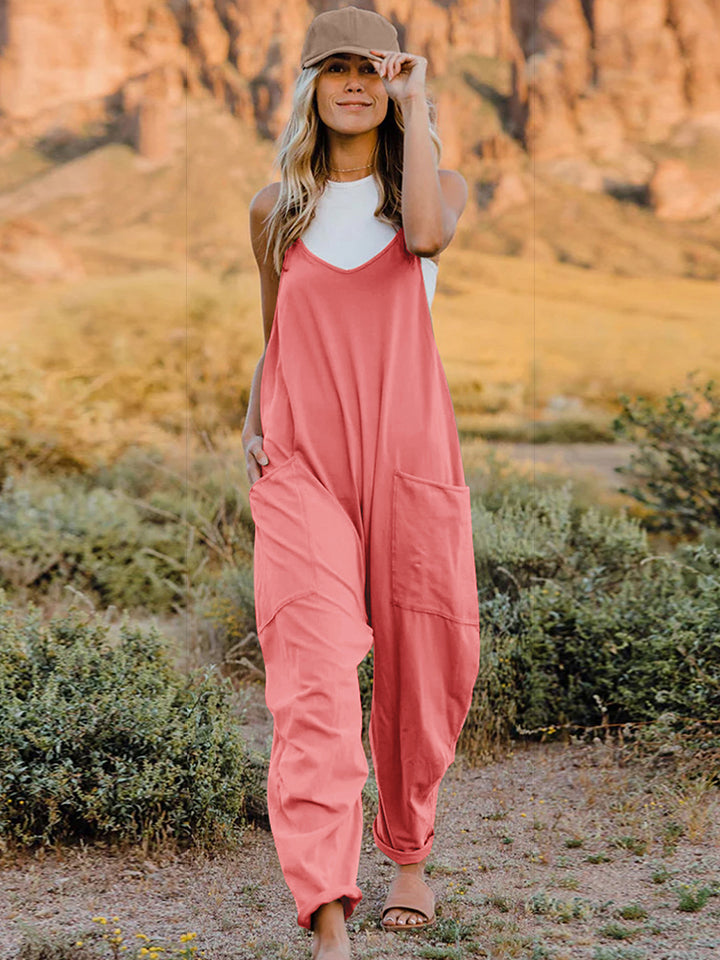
[241,7,480,959]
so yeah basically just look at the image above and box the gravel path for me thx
[484,442,638,491]
[2,714,719,960]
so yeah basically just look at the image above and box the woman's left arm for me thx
[370,48,468,257]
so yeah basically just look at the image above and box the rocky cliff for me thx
[1,0,720,220]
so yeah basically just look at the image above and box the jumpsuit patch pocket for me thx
[391,469,480,626]
[248,453,318,632]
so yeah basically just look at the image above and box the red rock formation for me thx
[135,66,172,161]
[0,217,86,281]
[650,157,720,220]
[1,0,719,217]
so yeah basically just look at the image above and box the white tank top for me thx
[299,174,439,309]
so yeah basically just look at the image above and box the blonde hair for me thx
[259,61,443,276]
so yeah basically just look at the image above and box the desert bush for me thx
[0,445,255,615]
[612,372,720,534]
[0,472,196,612]
[92,444,255,567]
[472,480,649,594]
[459,523,720,762]
[193,563,262,681]
[0,591,262,850]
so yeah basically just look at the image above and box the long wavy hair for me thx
[259,60,443,276]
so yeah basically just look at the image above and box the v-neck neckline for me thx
[296,228,404,275]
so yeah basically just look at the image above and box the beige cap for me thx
[300,6,400,69]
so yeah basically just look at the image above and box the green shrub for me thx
[472,480,650,596]
[676,882,715,912]
[459,474,720,760]
[612,373,720,534]
[492,542,716,730]
[596,922,635,940]
[0,472,197,612]
[194,562,257,665]
[0,590,262,850]
[91,443,255,572]
[15,923,99,960]
[0,448,256,617]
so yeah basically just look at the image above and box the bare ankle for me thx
[311,898,348,936]
[396,855,428,873]
[310,900,351,959]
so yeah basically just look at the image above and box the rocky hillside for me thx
[2,1,720,212]
[1,0,720,282]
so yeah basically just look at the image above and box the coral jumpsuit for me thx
[248,224,480,931]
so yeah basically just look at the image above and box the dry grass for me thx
[1,234,719,472]
[1,100,720,474]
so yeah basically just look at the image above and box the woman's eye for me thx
[327,63,374,72]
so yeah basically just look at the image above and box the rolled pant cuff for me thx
[298,887,363,931]
[372,823,435,864]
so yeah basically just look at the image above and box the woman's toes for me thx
[384,908,425,926]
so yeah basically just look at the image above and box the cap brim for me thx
[302,46,385,68]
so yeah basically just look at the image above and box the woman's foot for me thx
[310,899,352,960]
[382,856,431,927]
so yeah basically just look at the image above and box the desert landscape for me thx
[1,2,719,958]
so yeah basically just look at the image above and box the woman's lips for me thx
[338,103,370,109]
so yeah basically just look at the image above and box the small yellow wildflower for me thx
[180,933,198,942]
[93,917,108,924]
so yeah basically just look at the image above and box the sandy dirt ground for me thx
[2,685,719,960]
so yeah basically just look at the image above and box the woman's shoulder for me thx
[249,181,282,221]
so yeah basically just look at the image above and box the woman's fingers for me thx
[245,436,269,487]
[379,51,410,73]
[369,48,405,79]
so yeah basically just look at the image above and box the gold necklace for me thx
[329,162,373,172]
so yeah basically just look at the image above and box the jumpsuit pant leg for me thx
[249,452,374,931]
[367,467,481,864]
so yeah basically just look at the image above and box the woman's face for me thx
[315,52,389,132]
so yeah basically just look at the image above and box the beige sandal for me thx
[380,872,436,932]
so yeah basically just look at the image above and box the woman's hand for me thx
[244,433,269,487]
[368,48,427,103]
